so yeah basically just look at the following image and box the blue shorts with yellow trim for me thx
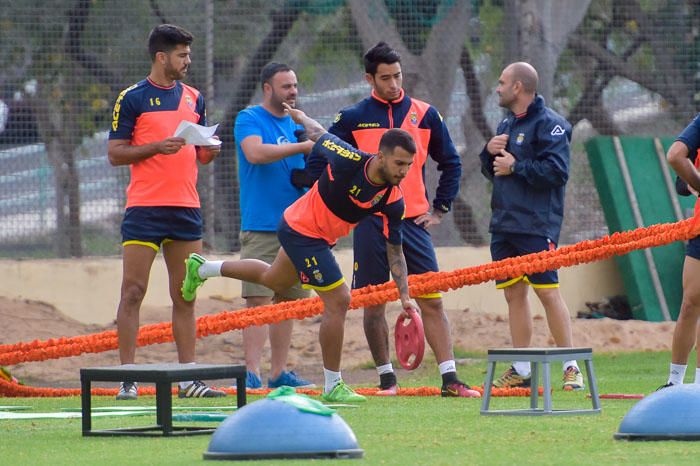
[277,218,345,292]
[121,206,202,251]
[352,215,441,298]
[491,232,559,288]
[687,236,700,260]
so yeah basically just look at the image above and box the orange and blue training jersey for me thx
[284,133,405,246]
[109,77,206,208]
[312,89,461,217]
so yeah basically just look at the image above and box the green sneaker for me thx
[181,253,207,302]
[321,381,366,403]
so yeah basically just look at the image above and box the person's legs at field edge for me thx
[116,244,158,365]
[365,296,461,372]
[532,286,574,349]
[239,231,309,385]
[215,247,359,396]
[243,296,294,381]
[503,278,533,350]
[162,239,202,364]
[501,278,535,378]
[317,283,352,373]
[359,214,470,391]
[666,256,700,386]
[494,234,580,388]
[163,239,229,397]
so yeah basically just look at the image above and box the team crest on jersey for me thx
[312,269,324,283]
[410,111,418,125]
[516,133,525,145]
[185,95,194,109]
[333,113,341,123]
[551,125,565,136]
[299,271,310,283]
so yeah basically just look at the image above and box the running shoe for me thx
[376,384,399,396]
[493,365,531,388]
[562,366,585,391]
[268,370,316,389]
[656,382,675,391]
[376,372,398,396]
[441,381,481,398]
[245,370,262,389]
[178,380,227,398]
[116,381,138,400]
[181,253,207,302]
[321,381,366,403]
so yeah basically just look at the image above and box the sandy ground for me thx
[0,296,675,388]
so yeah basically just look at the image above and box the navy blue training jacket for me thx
[307,90,462,216]
[479,95,571,243]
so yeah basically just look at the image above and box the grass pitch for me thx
[2,351,700,465]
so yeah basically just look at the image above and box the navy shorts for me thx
[277,218,345,291]
[121,206,202,251]
[490,232,559,288]
[352,215,440,298]
[687,236,700,260]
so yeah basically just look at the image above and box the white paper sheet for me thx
[173,120,221,146]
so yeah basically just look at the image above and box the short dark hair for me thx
[260,62,292,90]
[148,24,193,60]
[379,128,416,155]
[363,42,401,75]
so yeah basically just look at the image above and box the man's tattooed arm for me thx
[387,242,411,306]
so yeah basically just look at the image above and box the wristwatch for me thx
[433,203,449,214]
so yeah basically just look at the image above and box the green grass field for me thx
[2,352,700,465]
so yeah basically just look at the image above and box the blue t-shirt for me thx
[234,105,307,231]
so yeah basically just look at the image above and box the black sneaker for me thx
[178,380,226,398]
[656,382,675,391]
[376,372,398,396]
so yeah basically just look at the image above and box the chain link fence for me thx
[0,0,697,257]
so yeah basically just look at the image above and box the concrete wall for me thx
[0,247,624,325]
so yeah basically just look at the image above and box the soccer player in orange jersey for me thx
[181,105,480,401]
[108,24,224,400]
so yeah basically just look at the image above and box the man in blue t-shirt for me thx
[228,62,314,389]
[661,113,700,389]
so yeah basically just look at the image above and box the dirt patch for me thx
[0,296,674,387]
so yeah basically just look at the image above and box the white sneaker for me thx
[116,381,138,400]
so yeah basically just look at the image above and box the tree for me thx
[503,0,591,104]
[568,0,699,131]
[0,0,137,257]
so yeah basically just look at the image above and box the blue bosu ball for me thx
[203,397,364,460]
[615,383,700,440]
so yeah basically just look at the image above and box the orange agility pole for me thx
[0,376,541,398]
[1,216,699,367]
